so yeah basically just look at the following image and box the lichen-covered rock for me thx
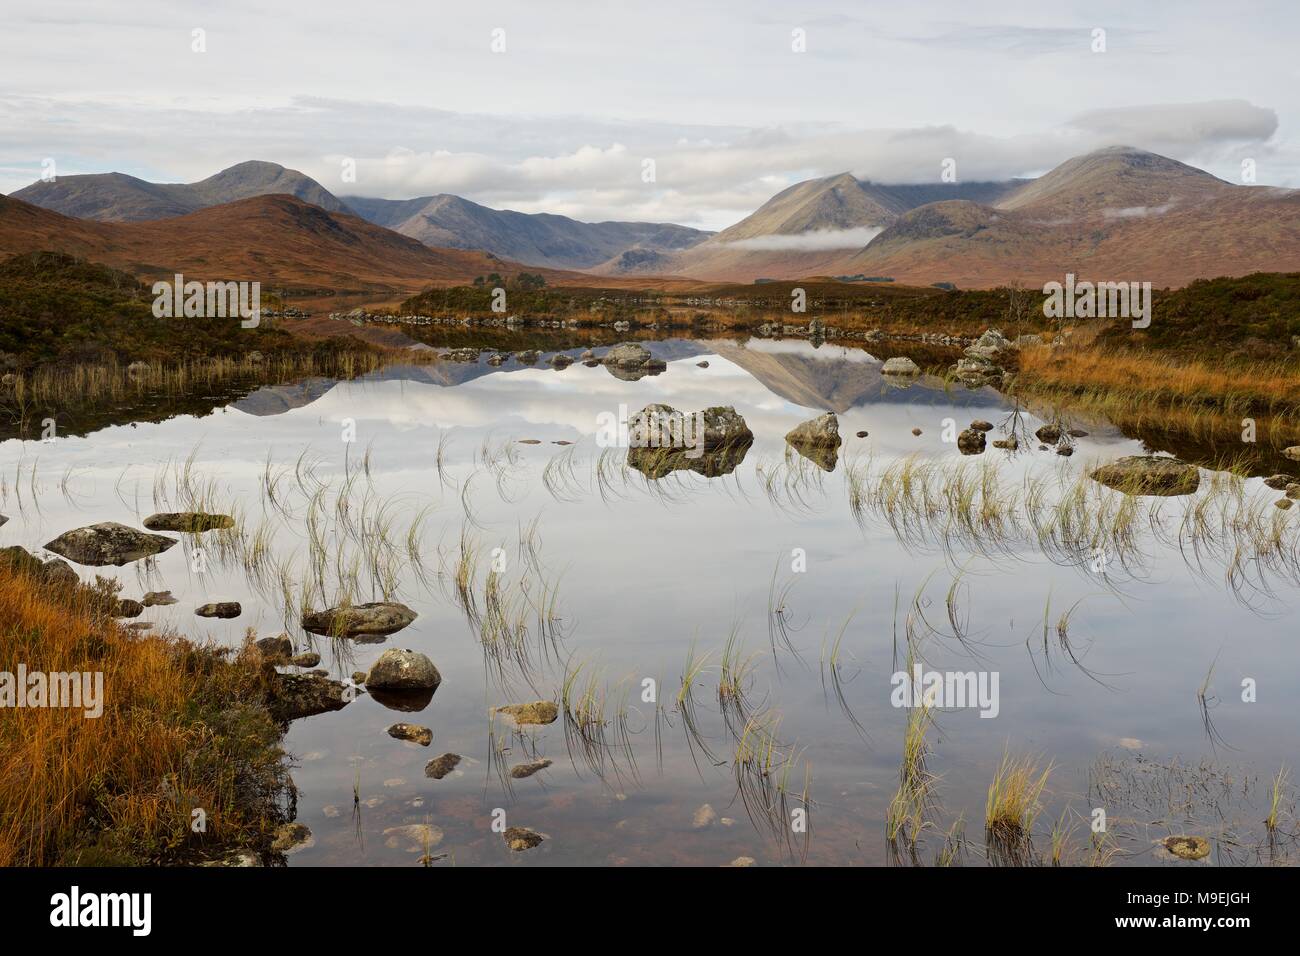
[255,635,293,662]
[1264,474,1295,490]
[494,700,558,726]
[267,673,355,722]
[1090,456,1201,497]
[969,420,994,432]
[366,648,441,691]
[113,599,144,618]
[957,428,987,455]
[271,822,313,854]
[44,522,177,566]
[785,412,841,449]
[1162,835,1211,861]
[424,753,462,779]
[881,356,920,375]
[300,601,417,639]
[142,512,235,533]
[509,758,553,779]
[388,723,433,746]
[142,590,178,606]
[503,826,544,851]
[290,652,321,667]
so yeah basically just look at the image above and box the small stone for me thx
[855,430,868,438]
[509,758,553,779]
[388,723,433,746]
[503,826,544,851]
[424,753,462,779]
[728,856,756,867]
[494,700,558,726]
[1035,424,1062,443]
[696,361,709,368]
[911,428,922,436]
[141,590,177,607]
[255,635,293,662]
[882,356,921,375]
[1276,498,1293,510]
[992,437,1018,450]
[1263,474,1295,490]
[196,601,241,619]
[969,420,994,432]
[113,599,144,618]
[290,652,321,667]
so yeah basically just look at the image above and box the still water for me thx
[3,337,1295,866]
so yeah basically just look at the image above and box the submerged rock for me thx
[383,824,443,853]
[881,356,921,375]
[142,590,178,607]
[142,512,235,533]
[388,722,433,746]
[503,826,545,851]
[1263,474,1295,490]
[300,601,417,639]
[1090,456,1201,497]
[509,758,553,779]
[1034,424,1062,443]
[290,652,321,668]
[957,428,987,455]
[267,672,355,722]
[692,803,717,829]
[494,700,558,726]
[196,601,241,619]
[728,856,757,867]
[366,648,441,691]
[44,522,177,566]
[424,753,462,779]
[1162,835,1211,861]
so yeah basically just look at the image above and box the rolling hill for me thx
[0,193,508,292]
[345,193,711,270]
[10,161,352,222]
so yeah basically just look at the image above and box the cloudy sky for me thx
[1,0,1296,229]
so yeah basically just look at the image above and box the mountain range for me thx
[4,147,1298,290]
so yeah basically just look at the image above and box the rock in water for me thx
[692,803,717,829]
[44,522,177,566]
[300,601,417,639]
[271,823,312,853]
[494,700,559,726]
[424,753,462,779]
[255,635,293,662]
[1162,835,1211,861]
[143,512,235,533]
[881,356,921,375]
[113,598,144,618]
[290,652,320,667]
[366,648,441,691]
[503,826,544,851]
[957,428,987,455]
[142,590,178,607]
[267,673,355,722]
[785,412,841,449]
[196,601,241,619]
[387,723,433,746]
[1034,424,1063,443]
[1089,456,1201,497]
[509,758,553,779]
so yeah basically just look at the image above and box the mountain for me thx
[0,193,509,292]
[842,147,1300,287]
[633,174,1024,281]
[345,193,711,270]
[10,161,351,222]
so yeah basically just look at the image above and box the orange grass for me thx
[0,565,288,866]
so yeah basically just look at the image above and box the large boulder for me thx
[1089,456,1201,496]
[300,601,417,639]
[143,512,235,533]
[629,404,753,452]
[964,328,1012,361]
[602,343,666,380]
[43,522,177,566]
[366,648,441,691]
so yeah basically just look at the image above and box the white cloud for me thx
[724,227,884,251]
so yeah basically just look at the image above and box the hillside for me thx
[0,193,509,292]
[11,161,351,222]
[346,193,711,269]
